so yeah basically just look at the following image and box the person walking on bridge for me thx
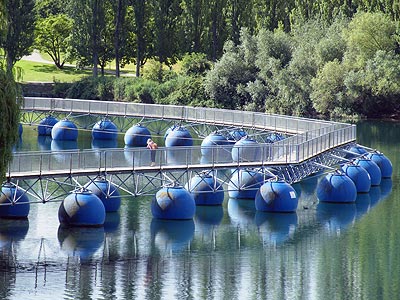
[147,138,158,166]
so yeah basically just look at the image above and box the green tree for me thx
[35,0,67,18]
[130,0,154,77]
[0,0,21,182]
[1,0,35,74]
[68,0,109,77]
[34,14,73,69]
[311,59,348,118]
[204,28,258,109]
[343,11,397,68]
[152,0,183,71]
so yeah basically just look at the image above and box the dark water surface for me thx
[1,121,399,300]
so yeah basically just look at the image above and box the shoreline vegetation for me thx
[15,10,400,121]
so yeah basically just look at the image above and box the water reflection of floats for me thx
[227,198,256,228]
[316,202,356,234]
[255,211,298,246]
[57,226,105,261]
[194,206,224,235]
[150,219,195,253]
[37,136,52,151]
[0,219,29,250]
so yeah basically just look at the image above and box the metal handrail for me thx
[10,97,356,179]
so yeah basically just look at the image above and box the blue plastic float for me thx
[0,183,30,218]
[366,152,392,178]
[228,129,247,142]
[124,124,151,147]
[255,180,298,212]
[228,169,264,199]
[58,189,105,227]
[316,171,357,203]
[354,157,382,186]
[200,132,230,156]
[51,119,78,141]
[341,163,371,193]
[92,119,118,140]
[185,173,224,206]
[85,178,121,212]
[151,185,196,220]
[165,126,193,147]
[38,115,58,136]
[231,136,261,162]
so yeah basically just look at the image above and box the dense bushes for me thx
[205,12,400,119]
[53,12,400,119]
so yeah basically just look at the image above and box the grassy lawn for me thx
[16,52,181,83]
[15,60,94,82]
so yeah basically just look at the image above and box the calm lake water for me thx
[1,120,399,300]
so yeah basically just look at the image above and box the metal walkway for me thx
[6,97,356,203]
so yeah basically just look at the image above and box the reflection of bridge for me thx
[8,97,356,203]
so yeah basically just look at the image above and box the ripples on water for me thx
[1,122,399,300]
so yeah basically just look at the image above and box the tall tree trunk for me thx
[6,54,13,75]
[134,0,145,77]
[92,0,99,77]
[211,3,218,61]
[115,0,122,77]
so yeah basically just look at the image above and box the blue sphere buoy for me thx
[164,124,180,140]
[349,145,368,155]
[92,119,118,140]
[366,152,392,178]
[228,169,264,199]
[85,178,121,212]
[124,124,151,147]
[51,119,78,141]
[316,172,357,203]
[341,163,371,193]
[201,132,230,156]
[231,137,261,162]
[0,184,30,219]
[151,185,196,220]
[38,116,58,136]
[18,123,23,137]
[255,181,298,212]
[354,158,381,186]
[165,127,193,147]
[228,129,247,142]
[185,174,224,206]
[266,132,284,143]
[58,190,105,227]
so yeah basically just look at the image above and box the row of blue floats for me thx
[26,115,283,153]
[1,144,392,226]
